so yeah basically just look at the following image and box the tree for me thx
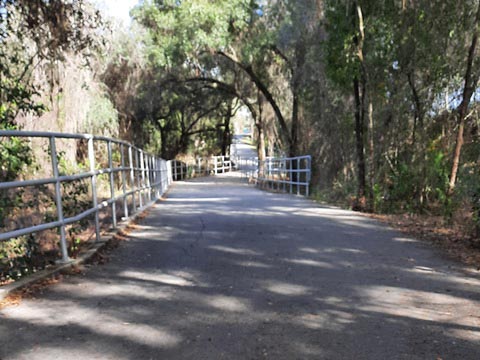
[448,1,480,196]
[0,0,103,126]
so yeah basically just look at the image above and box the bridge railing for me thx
[171,156,233,180]
[0,130,172,264]
[232,155,312,196]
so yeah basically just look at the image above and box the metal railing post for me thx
[107,141,117,229]
[136,149,143,209]
[50,136,70,263]
[159,159,163,193]
[0,130,179,263]
[153,158,158,197]
[295,158,300,195]
[159,159,164,192]
[151,156,156,197]
[289,159,292,194]
[306,156,311,197]
[153,156,157,197]
[160,159,165,194]
[120,144,128,218]
[152,156,158,199]
[167,160,172,185]
[88,137,100,242]
[129,145,136,212]
[144,152,151,203]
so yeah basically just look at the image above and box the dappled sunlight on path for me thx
[1,174,480,359]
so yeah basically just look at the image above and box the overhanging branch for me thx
[215,51,292,146]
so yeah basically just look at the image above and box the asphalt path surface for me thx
[1,173,480,359]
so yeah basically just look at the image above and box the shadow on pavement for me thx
[1,175,479,359]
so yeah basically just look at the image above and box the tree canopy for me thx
[2,0,480,235]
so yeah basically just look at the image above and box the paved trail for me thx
[1,174,480,359]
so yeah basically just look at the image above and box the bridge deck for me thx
[1,174,480,359]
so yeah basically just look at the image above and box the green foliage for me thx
[0,234,40,282]
[0,122,35,271]
[0,142,92,282]
[425,148,450,206]
[84,90,119,137]
[0,126,33,183]
[324,2,360,89]
[132,0,253,67]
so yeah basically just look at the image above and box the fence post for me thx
[151,156,154,197]
[151,156,155,198]
[268,158,272,190]
[167,160,172,185]
[107,140,117,229]
[214,157,218,175]
[50,136,69,263]
[160,159,165,194]
[289,159,293,194]
[153,157,157,197]
[296,157,300,196]
[120,144,128,219]
[88,137,100,242]
[144,152,151,203]
[129,145,136,212]
[153,156,158,199]
[306,156,311,197]
[149,156,154,199]
[159,159,163,193]
[137,149,143,209]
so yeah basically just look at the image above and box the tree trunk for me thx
[217,51,292,149]
[352,3,367,210]
[407,71,423,147]
[160,125,168,159]
[290,40,306,158]
[367,101,375,211]
[221,101,233,156]
[290,92,300,158]
[448,1,480,195]
[354,76,367,206]
[407,69,428,207]
[257,123,266,177]
[257,93,266,177]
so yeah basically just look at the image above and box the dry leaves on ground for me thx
[368,213,480,269]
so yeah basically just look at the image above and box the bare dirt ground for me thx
[368,213,480,271]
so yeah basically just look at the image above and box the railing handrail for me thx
[0,130,150,153]
[231,154,312,196]
[1,130,173,264]
[170,155,233,180]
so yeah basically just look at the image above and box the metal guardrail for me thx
[232,155,312,196]
[0,130,173,263]
[1,130,310,271]
[171,153,311,196]
[171,156,233,180]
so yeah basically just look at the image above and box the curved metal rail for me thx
[0,130,172,263]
